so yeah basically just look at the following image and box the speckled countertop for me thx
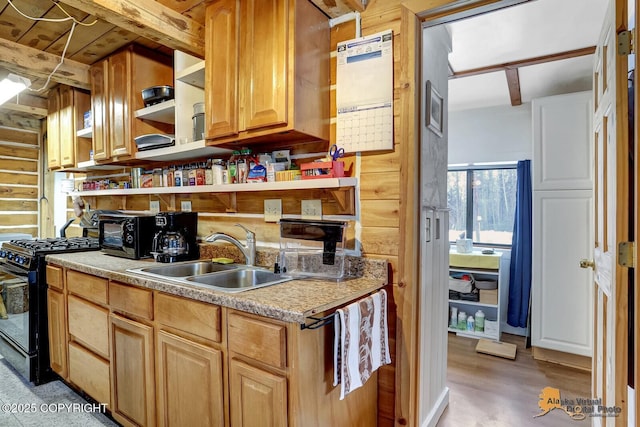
[45,247,388,324]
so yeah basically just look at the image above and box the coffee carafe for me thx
[151,212,199,263]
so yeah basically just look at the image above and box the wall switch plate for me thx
[150,200,160,214]
[264,199,282,222]
[181,200,192,212]
[301,199,322,220]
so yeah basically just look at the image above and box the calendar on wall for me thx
[336,30,394,153]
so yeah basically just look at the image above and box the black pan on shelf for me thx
[141,85,174,107]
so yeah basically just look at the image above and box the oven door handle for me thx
[0,262,29,278]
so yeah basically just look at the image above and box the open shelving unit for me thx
[70,177,357,214]
[448,251,505,341]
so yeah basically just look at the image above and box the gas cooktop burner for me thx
[7,237,100,253]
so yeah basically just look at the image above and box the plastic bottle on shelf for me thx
[174,165,183,187]
[475,310,485,332]
[466,315,474,331]
[227,150,240,184]
[457,311,467,330]
[237,148,249,183]
[204,159,213,185]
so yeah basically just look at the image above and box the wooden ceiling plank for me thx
[450,46,597,79]
[68,26,138,64]
[0,38,90,89]
[0,0,53,41]
[504,68,522,106]
[47,16,116,64]
[308,0,363,18]
[16,6,89,52]
[58,0,205,57]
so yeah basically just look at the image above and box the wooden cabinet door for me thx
[156,330,224,427]
[205,0,239,139]
[58,85,75,167]
[239,0,288,131]
[46,87,60,169]
[90,61,109,161]
[110,314,155,427]
[230,359,287,427]
[108,50,133,157]
[47,288,67,379]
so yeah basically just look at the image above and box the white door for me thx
[589,0,631,424]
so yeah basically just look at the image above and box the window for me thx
[447,165,517,246]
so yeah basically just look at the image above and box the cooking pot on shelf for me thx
[141,85,174,107]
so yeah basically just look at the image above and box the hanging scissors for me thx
[328,144,345,161]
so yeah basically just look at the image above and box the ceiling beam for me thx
[0,39,90,90]
[59,0,205,58]
[3,93,48,118]
[450,46,596,79]
[504,68,521,106]
[309,0,366,17]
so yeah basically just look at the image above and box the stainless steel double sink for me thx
[126,260,293,293]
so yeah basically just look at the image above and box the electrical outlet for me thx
[181,200,192,212]
[301,199,322,220]
[149,200,160,214]
[264,199,282,222]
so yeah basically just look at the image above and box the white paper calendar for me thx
[336,30,393,153]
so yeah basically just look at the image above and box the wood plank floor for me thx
[437,333,591,426]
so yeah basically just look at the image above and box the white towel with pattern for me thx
[333,289,391,400]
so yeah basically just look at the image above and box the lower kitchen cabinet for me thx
[156,330,225,427]
[46,288,67,378]
[229,359,287,427]
[110,314,155,427]
[46,263,378,427]
[68,341,111,407]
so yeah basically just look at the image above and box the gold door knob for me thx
[580,259,595,269]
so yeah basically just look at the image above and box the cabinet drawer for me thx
[228,312,286,369]
[46,265,64,291]
[155,293,221,343]
[68,342,111,407]
[68,295,110,358]
[67,270,108,305]
[110,281,153,320]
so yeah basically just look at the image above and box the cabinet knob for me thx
[579,259,595,270]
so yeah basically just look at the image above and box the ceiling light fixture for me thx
[0,73,32,106]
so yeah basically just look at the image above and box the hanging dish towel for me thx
[333,289,391,400]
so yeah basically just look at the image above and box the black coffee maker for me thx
[151,212,200,263]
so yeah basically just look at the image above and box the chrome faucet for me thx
[205,224,256,266]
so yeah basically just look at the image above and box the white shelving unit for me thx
[447,252,504,341]
[77,127,93,138]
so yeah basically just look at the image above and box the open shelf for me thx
[77,127,93,138]
[135,100,175,124]
[448,299,497,309]
[447,327,498,340]
[176,61,205,89]
[135,139,231,162]
[63,161,126,172]
[71,177,357,196]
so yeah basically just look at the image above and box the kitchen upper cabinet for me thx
[90,44,173,162]
[205,0,329,145]
[47,85,90,170]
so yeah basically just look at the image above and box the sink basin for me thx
[126,261,292,293]
[185,268,293,293]
[130,261,238,278]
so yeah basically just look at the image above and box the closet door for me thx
[531,190,593,356]
[531,91,593,357]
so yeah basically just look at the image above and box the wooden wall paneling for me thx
[0,186,38,199]
[0,113,41,132]
[0,159,38,172]
[360,200,400,227]
[0,200,37,211]
[0,171,38,186]
[0,128,39,145]
[0,145,39,159]
[360,171,401,199]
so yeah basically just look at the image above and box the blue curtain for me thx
[507,160,532,328]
